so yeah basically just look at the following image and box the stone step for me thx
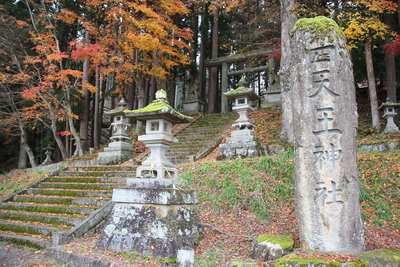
[166,148,202,154]
[0,220,66,236]
[67,165,138,172]
[26,188,113,198]
[0,211,82,226]
[0,232,52,248]
[36,182,125,190]
[0,202,96,215]
[12,195,108,207]
[56,170,135,177]
[45,177,127,183]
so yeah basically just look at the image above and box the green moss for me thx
[0,214,74,227]
[0,225,42,236]
[291,16,344,43]
[0,205,88,216]
[7,239,43,249]
[357,249,400,265]
[226,87,252,95]
[256,234,294,251]
[16,197,73,205]
[119,251,177,263]
[35,190,81,197]
[271,253,369,267]
[124,99,192,119]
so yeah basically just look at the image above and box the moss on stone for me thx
[226,87,252,95]
[256,234,294,251]
[357,249,400,265]
[291,16,344,43]
[272,253,369,267]
[124,99,192,119]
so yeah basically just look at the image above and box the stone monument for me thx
[182,80,205,115]
[97,98,135,165]
[262,58,282,108]
[288,17,365,253]
[96,90,202,262]
[379,98,400,134]
[217,77,265,160]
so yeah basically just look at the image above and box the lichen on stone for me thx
[291,16,345,43]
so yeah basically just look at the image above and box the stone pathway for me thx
[0,243,41,266]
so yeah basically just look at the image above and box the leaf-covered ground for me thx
[1,108,399,266]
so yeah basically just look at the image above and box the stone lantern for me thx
[42,147,54,165]
[379,99,400,134]
[96,90,202,262]
[125,89,192,182]
[217,77,266,160]
[97,98,135,165]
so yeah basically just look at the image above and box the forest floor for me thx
[0,107,399,267]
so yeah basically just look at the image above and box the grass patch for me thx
[180,149,295,219]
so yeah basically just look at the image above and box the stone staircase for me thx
[0,165,137,248]
[147,112,238,165]
[0,112,238,248]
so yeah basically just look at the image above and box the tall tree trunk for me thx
[397,0,400,27]
[93,65,101,150]
[208,8,219,113]
[19,127,37,168]
[189,8,199,92]
[365,38,381,130]
[19,144,28,169]
[50,118,68,160]
[67,106,83,157]
[199,2,210,106]
[79,34,90,152]
[135,73,146,133]
[384,13,397,103]
[279,0,298,142]
[126,82,135,110]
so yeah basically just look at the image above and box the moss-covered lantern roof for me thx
[224,87,260,101]
[104,98,127,116]
[124,90,193,124]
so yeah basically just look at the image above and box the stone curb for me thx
[44,245,125,267]
[52,201,115,246]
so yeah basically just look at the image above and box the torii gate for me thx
[205,48,279,112]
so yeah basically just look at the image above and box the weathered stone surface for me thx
[217,140,265,160]
[249,235,293,261]
[95,202,203,259]
[356,249,400,267]
[112,188,196,205]
[289,17,365,252]
[177,246,194,267]
[358,141,399,152]
[44,246,109,267]
[230,259,258,266]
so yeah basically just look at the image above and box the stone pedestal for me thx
[97,142,135,165]
[95,184,202,259]
[182,99,205,115]
[262,89,282,108]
